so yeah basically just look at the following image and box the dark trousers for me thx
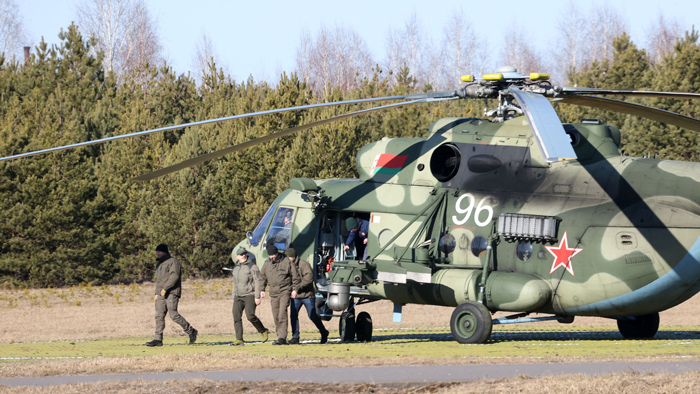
[232,294,266,340]
[270,292,291,340]
[290,297,327,339]
[154,293,193,340]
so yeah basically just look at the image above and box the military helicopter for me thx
[5,66,700,344]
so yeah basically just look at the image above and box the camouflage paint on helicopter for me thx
[230,114,700,342]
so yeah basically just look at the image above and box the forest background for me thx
[0,0,699,287]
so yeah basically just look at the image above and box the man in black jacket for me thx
[145,244,198,347]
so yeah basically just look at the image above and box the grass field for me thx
[1,279,700,392]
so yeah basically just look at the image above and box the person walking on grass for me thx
[260,244,300,345]
[230,247,269,345]
[287,247,329,344]
[145,244,198,347]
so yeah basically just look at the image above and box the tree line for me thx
[1,24,699,288]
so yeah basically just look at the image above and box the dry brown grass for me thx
[1,371,700,393]
[1,278,699,344]
[2,279,700,392]
[0,279,479,343]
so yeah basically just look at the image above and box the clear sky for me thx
[17,0,700,83]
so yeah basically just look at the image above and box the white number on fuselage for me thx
[452,193,493,227]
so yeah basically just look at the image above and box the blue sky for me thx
[18,0,700,83]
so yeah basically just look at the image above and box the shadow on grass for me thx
[335,330,700,344]
[124,330,700,347]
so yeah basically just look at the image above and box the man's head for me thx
[266,244,279,260]
[286,247,297,261]
[235,247,248,263]
[155,243,169,258]
[345,217,358,231]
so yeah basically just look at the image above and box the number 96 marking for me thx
[452,194,494,227]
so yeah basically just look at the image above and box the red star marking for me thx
[545,231,583,276]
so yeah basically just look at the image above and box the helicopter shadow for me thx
[347,329,700,344]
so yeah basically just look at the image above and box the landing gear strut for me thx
[450,302,492,344]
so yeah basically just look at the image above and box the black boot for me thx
[145,339,163,347]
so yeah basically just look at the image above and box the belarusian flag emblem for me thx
[371,153,408,175]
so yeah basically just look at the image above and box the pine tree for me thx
[625,29,700,160]
[0,25,118,286]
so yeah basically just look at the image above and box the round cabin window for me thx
[471,236,488,257]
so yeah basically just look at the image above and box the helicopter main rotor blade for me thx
[553,95,700,132]
[132,97,453,182]
[0,95,414,162]
[561,87,700,100]
[508,87,578,162]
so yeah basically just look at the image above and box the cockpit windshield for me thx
[266,207,295,251]
[249,204,276,247]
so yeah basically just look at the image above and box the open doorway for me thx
[314,210,370,279]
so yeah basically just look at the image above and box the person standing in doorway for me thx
[344,217,369,260]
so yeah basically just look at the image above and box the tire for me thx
[355,311,373,342]
[339,310,356,342]
[450,302,492,344]
[617,313,659,339]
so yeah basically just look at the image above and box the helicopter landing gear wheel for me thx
[339,310,356,342]
[355,311,373,342]
[450,302,492,344]
[617,312,659,339]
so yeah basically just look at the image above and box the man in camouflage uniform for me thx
[145,244,198,347]
[230,247,269,345]
[260,244,300,345]
[287,247,329,344]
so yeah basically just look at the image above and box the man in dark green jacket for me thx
[230,247,269,345]
[260,244,300,345]
[145,244,198,347]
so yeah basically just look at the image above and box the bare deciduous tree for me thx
[384,11,436,88]
[554,1,627,84]
[192,32,230,86]
[500,25,548,77]
[77,0,162,82]
[588,4,627,62]
[439,10,487,89]
[646,13,682,66]
[0,0,27,60]
[295,23,374,97]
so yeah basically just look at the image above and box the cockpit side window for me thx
[249,204,276,247]
[266,207,295,252]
